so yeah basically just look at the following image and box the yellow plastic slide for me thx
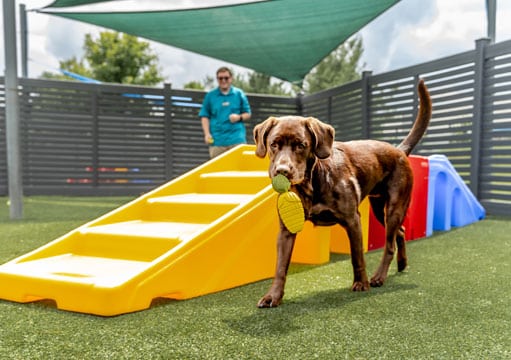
[0,145,351,316]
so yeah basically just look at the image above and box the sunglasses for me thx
[217,76,231,81]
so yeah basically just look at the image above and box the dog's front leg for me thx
[345,214,370,291]
[258,225,296,308]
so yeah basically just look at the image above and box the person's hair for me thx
[216,67,233,77]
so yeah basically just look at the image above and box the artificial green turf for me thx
[0,196,510,359]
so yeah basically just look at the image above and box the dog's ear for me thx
[253,117,278,158]
[304,117,335,159]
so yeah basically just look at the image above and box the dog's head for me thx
[253,116,334,184]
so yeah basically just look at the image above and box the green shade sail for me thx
[40,0,400,83]
[44,0,108,8]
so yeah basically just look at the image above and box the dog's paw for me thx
[369,275,385,287]
[397,258,408,272]
[257,294,282,308]
[351,281,370,292]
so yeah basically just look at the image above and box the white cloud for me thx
[2,0,511,87]
[152,42,250,88]
[360,0,511,75]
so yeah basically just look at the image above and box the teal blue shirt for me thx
[199,86,251,146]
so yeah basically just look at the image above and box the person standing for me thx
[199,67,252,158]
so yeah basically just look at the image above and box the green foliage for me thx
[236,72,292,96]
[84,32,163,85]
[185,75,214,90]
[183,80,205,90]
[199,75,216,91]
[304,36,364,94]
[191,70,292,96]
[40,31,164,86]
[40,57,92,81]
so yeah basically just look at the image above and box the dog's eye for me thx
[296,143,306,150]
[270,142,278,151]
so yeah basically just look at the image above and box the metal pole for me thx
[486,0,496,43]
[3,0,24,219]
[361,70,372,139]
[470,38,490,198]
[163,83,174,180]
[20,3,28,78]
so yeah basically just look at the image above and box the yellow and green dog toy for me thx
[271,174,305,233]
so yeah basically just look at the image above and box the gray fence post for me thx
[361,71,372,139]
[327,96,332,124]
[295,91,304,116]
[413,74,420,121]
[91,86,99,187]
[470,38,490,197]
[163,83,173,180]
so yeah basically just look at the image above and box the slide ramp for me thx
[0,145,282,316]
[427,154,486,236]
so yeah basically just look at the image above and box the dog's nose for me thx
[275,166,290,177]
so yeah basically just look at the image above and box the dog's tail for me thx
[397,79,432,156]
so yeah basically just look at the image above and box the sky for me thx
[1,0,511,88]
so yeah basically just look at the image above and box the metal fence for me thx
[1,38,510,215]
[302,38,511,216]
[0,79,296,197]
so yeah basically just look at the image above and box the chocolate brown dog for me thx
[253,80,432,308]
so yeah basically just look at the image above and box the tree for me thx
[184,75,214,90]
[183,80,204,90]
[304,36,364,94]
[41,31,164,86]
[40,57,92,81]
[237,72,292,96]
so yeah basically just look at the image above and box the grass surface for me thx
[0,196,510,359]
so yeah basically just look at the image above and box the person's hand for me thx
[229,113,242,123]
[204,134,214,144]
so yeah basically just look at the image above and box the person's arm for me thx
[229,90,252,122]
[229,112,250,122]
[239,112,251,121]
[240,90,251,121]
[201,117,213,144]
[199,93,214,144]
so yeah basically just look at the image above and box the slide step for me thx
[198,171,270,193]
[148,193,255,205]
[145,193,256,222]
[0,254,148,287]
[82,220,207,240]
[239,151,268,170]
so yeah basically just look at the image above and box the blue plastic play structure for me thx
[426,155,486,236]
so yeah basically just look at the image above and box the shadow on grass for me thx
[223,279,417,337]
[284,253,352,277]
